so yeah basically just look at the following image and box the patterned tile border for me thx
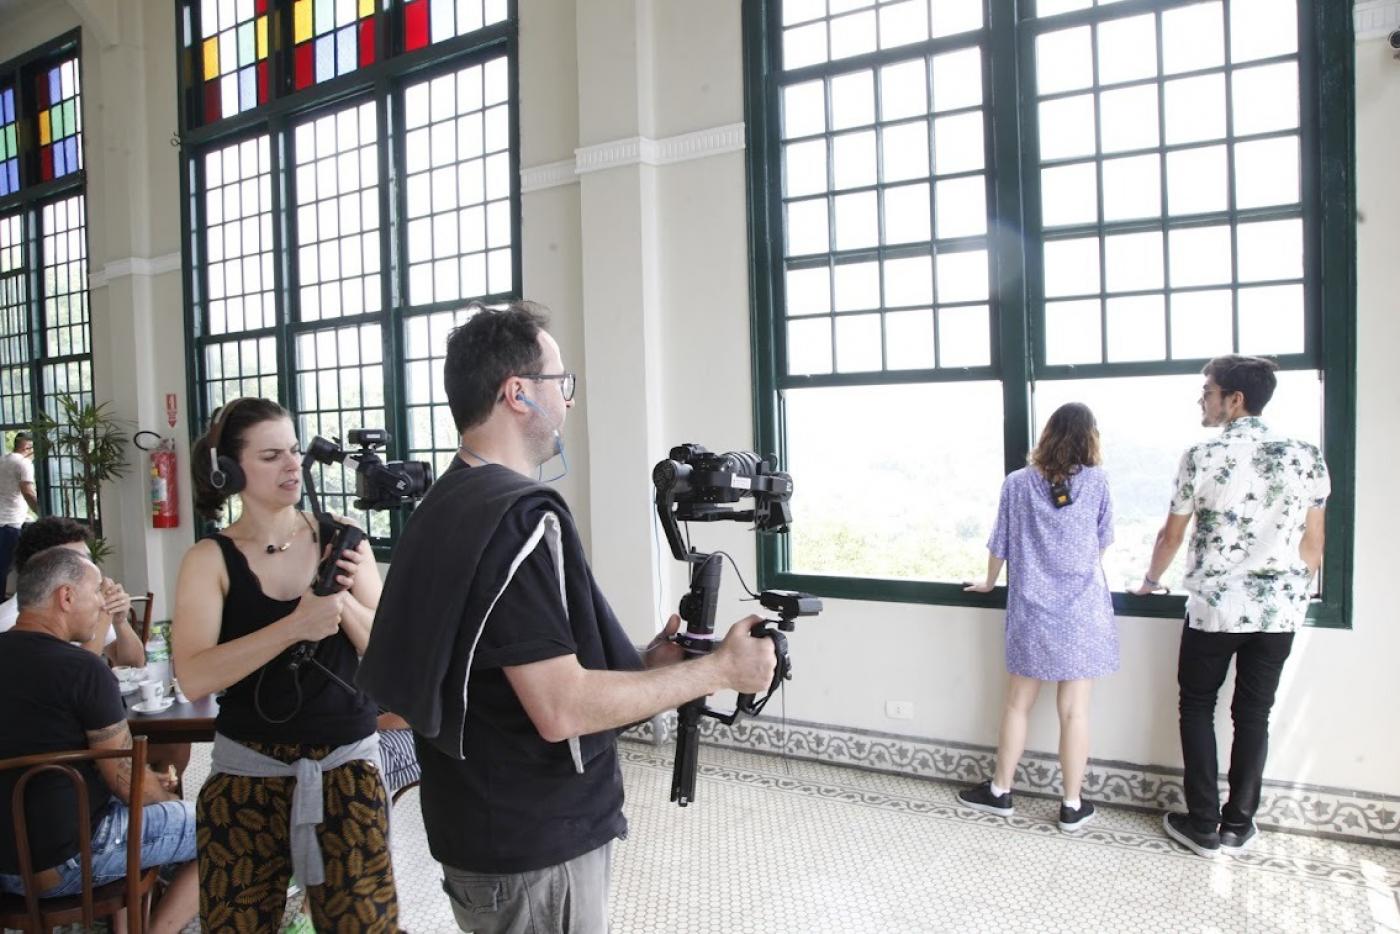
[623,715,1400,847]
[617,744,1400,891]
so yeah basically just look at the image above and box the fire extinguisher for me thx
[134,431,179,529]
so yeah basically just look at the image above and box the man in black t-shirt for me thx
[398,303,777,934]
[0,548,198,933]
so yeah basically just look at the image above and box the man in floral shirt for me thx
[1135,355,1328,858]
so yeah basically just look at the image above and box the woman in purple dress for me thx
[958,402,1117,832]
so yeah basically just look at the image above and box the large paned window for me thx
[0,34,96,522]
[179,0,518,549]
[745,0,1354,625]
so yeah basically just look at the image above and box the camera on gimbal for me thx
[653,443,821,807]
[287,431,433,674]
[255,429,433,720]
[304,428,433,512]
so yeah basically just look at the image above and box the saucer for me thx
[130,698,174,714]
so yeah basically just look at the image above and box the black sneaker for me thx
[958,780,1014,816]
[1163,812,1220,858]
[1219,821,1258,854]
[1058,799,1096,832]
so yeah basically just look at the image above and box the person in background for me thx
[0,516,145,668]
[958,402,1118,832]
[0,432,39,599]
[172,397,398,932]
[1134,355,1328,858]
[0,547,197,934]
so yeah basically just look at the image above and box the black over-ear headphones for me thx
[207,397,255,495]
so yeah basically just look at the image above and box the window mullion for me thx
[991,1,1031,475]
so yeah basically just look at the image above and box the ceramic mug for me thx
[138,680,166,706]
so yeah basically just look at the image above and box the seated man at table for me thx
[0,548,197,934]
[0,516,145,668]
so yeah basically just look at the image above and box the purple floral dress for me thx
[988,465,1118,681]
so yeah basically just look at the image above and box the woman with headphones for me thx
[171,397,399,931]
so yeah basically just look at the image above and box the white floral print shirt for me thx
[1169,417,1330,633]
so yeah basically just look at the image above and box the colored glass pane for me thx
[405,0,428,50]
[292,0,376,90]
[36,60,81,182]
[203,36,220,80]
[0,101,15,192]
[295,0,313,43]
[199,0,269,123]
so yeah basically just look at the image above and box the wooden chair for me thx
[0,737,160,933]
[129,591,155,644]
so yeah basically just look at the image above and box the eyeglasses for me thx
[519,372,577,402]
[1198,387,1237,404]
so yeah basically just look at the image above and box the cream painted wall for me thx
[2,1,1393,797]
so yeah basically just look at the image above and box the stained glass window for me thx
[403,0,509,51]
[0,88,18,196]
[36,59,81,182]
[0,37,97,525]
[184,3,518,549]
[292,0,378,90]
[199,0,273,123]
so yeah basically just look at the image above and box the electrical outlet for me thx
[885,700,914,720]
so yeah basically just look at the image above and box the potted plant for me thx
[31,395,131,562]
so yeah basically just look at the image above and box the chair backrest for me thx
[0,737,149,933]
[129,592,155,645]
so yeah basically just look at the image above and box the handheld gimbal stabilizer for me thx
[652,444,821,806]
[290,431,433,680]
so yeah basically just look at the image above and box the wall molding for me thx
[523,122,747,192]
[1356,0,1400,41]
[88,252,182,289]
[520,158,579,193]
[625,715,1400,848]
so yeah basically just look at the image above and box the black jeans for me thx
[1177,621,1295,833]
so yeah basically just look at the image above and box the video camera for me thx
[653,443,821,807]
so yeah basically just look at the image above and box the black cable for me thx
[253,662,305,725]
[709,550,759,599]
[252,642,357,725]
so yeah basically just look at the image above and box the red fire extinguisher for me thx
[136,431,179,529]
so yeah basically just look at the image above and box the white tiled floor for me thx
[174,740,1400,933]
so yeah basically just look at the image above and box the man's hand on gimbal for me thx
[643,614,686,669]
[715,616,778,695]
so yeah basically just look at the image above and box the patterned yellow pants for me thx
[196,741,400,933]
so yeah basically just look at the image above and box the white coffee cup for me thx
[138,680,166,706]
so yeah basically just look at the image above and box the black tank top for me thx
[211,534,376,745]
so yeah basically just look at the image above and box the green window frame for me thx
[744,0,1354,626]
[177,0,520,556]
[0,32,98,525]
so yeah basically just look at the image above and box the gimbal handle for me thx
[734,624,790,717]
